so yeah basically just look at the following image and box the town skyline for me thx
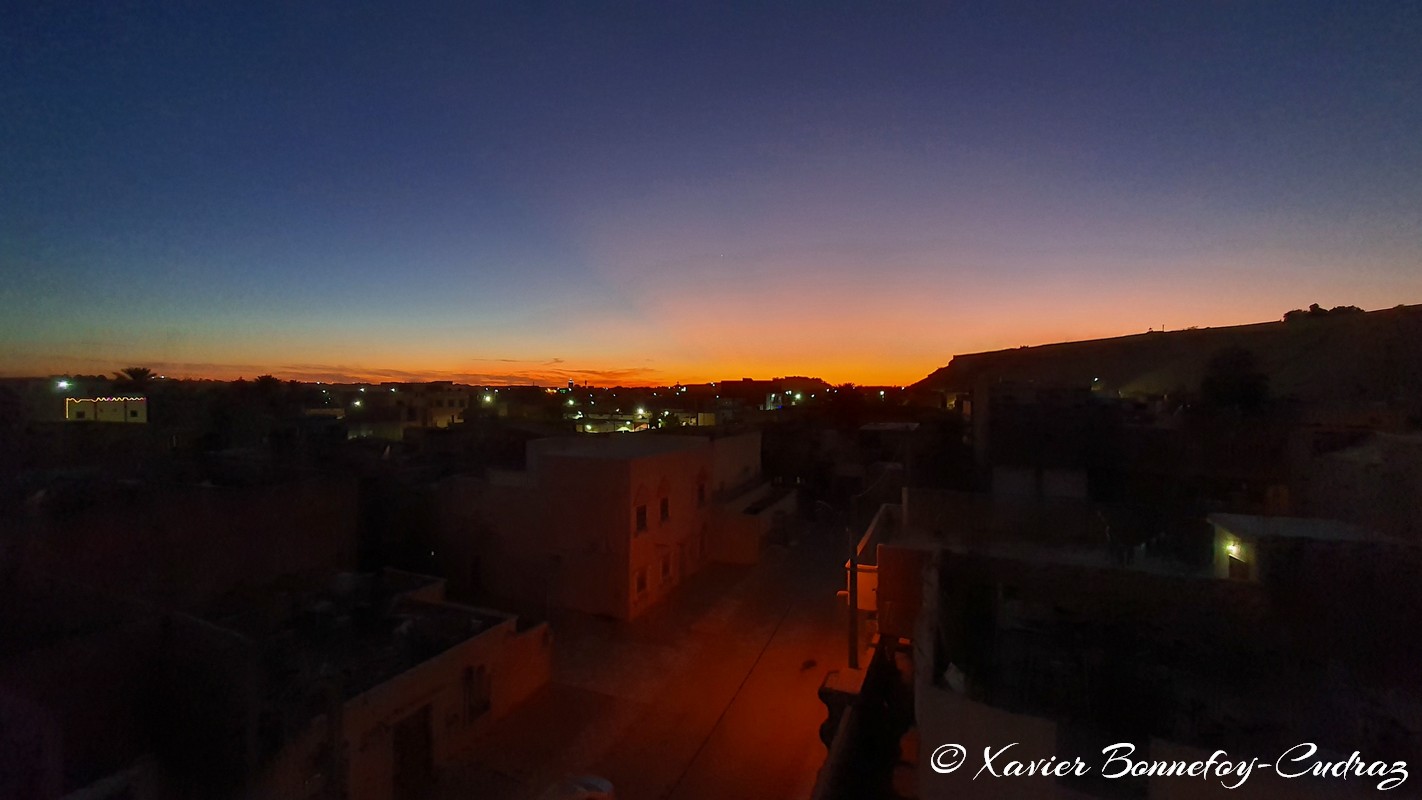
[4,300,1411,387]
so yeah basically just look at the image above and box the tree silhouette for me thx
[113,366,154,393]
[1283,303,1364,322]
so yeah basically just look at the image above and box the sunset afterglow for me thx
[3,4,1419,384]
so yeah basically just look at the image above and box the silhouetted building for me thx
[0,571,550,800]
[432,431,789,619]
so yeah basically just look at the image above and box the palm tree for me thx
[113,366,154,394]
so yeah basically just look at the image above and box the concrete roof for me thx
[1207,513,1385,543]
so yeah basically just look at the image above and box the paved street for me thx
[432,524,851,800]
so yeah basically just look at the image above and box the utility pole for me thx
[847,511,859,670]
[818,499,859,670]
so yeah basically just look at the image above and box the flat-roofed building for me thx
[64,396,147,423]
[435,430,786,620]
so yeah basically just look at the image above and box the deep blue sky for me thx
[4,2,1419,384]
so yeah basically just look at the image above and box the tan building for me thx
[435,431,784,620]
[250,571,551,800]
[347,383,474,440]
[1,571,550,800]
[397,382,474,428]
[64,396,147,423]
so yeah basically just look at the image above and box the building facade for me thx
[435,431,776,620]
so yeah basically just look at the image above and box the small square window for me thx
[635,505,648,532]
[130,410,139,418]
[659,497,670,522]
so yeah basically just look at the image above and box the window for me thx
[635,569,648,595]
[697,481,706,508]
[661,555,672,582]
[659,497,670,523]
[635,505,648,532]
[129,409,138,418]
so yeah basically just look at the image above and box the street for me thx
[433,523,851,800]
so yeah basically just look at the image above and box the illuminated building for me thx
[64,396,147,423]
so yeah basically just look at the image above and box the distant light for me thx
[795,393,803,400]
[879,390,885,396]
[390,388,397,393]
[360,387,366,392]
[353,400,363,407]
[483,395,493,403]
[56,380,70,389]
[1226,542,1239,556]
[585,424,593,431]
[636,407,646,415]
[567,399,576,406]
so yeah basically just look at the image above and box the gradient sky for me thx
[3,2,1420,386]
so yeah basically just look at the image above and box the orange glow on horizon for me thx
[4,300,1338,388]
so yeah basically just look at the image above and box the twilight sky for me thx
[3,2,1420,386]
